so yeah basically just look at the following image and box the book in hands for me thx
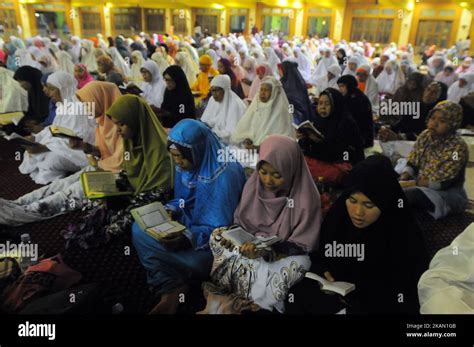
[457,128,474,136]
[119,82,143,95]
[399,180,416,188]
[0,112,24,125]
[305,272,355,297]
[49,126,82,140]
[221,226,280,249]
[131,202,186,241]
[80,171,132,199]
[292,120,325,139]
[2,132,38,146]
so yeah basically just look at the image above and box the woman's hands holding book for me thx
[240,241,270,259]
[296,129,322,143]
[24,120,44,134]
[324,271,335,282]
[69,137,83,150]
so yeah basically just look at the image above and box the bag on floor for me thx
[0,254,82,313]
[20,283,102,314]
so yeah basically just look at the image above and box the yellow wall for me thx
[332,7,345,42]
[398,8,413,47]
[470,10,474,53]
[457,8,472,42]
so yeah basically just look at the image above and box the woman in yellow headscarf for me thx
[191,54,219,98]
[106,94,173,194]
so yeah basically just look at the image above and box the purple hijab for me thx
[234,134,322,252]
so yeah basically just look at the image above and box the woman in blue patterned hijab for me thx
[132,119,246,314]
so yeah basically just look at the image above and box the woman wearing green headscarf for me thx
[106,94,173,194]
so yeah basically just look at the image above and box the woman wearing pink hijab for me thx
[200,134,322,314]
[74,63,94,89]
[246,63,273,101]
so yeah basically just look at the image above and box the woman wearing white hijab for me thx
[0,67,28,113]
[312,64,341,95]
[175,51,198,87]
[264,47,281,78]
[375,60,405,96]
[37,53,59,75]
[201,75,247,143]
[312,47,338,80]
[130,50,146,82]
[108,47,130,77]
[241,56,257,98]
[251,49,266,65]
[281,43,294,58]
[49,44,75,75]
[342,55,359,76]
[80,39,98,73]
[182,42,199,67]
[356,64,380,114]
[139,60,166,108]
[301,45,315,69]
[15,46,41,69]
[69,36,82,64]
[18,71,96,184]
[232,76,296,147]
[418,222,474,314]
[151,51,169,75]
[447,72,474,103]
[293,47,312,82]
[206,49,219,69]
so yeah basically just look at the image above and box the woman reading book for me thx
[18,71,96,184]
[296,87,365,184]
[232,76,296,151]
[139,60,166,111]
[131,119,246,314]
[0,81,123,226]
[200,134,322,314]
[286,155,427,314]
[399,101,469,220]
[11,66,50,135]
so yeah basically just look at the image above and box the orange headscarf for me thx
[356,67,367,92]
[76,81,124,172]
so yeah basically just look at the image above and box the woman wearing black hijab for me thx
[217,58,245,99]
[379,81,448,141]
[393,71,426,103]
[13,66,50,134]
[157,65,196,128]
[297,88,365,166]
[114,36,130,61]
[144,39,157,59]
[286,155,427,314]
[337,74,374,148]
[336,48,347,71]
[281,60,315,125]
